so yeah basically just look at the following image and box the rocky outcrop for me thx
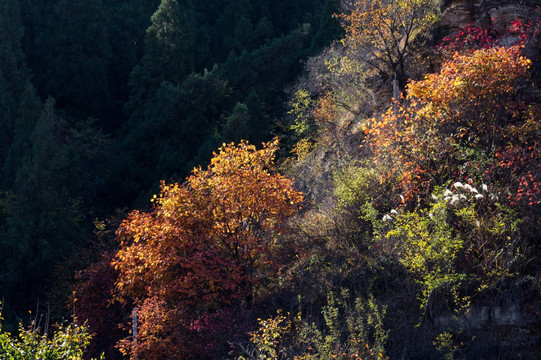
[441,0,539,34]
[440,0,477,30]
[486,2,537,30]
[440,0,541,79]
[432,289,541,358]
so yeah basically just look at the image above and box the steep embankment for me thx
[283,0,540,358]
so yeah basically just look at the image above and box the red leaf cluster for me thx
[111,138,303,358]
[364,45,540,205]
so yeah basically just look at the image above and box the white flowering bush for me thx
[377,181,526,314]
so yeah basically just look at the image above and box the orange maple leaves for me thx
[364,45,537,202]
[112,138,302,358]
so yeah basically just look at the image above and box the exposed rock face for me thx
[441,0,477,30]
[441,0,539,34]
[432,294,541,358]
[440,0,541,77]
[488,3,534,29]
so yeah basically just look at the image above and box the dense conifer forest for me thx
[0,0,540,359]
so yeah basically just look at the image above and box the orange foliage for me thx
[340,0,439,84]
[364,45,539,203]
[112,138,303,358]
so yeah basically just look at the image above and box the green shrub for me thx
[240,291,388,360]
[0,308,101,360]
[378,183,526,314]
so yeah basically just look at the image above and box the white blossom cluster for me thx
[443,181,498,205]
[381,181,500,221]
[382,208,398,222]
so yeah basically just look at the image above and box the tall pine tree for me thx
[117,0,203,204]
[34,0,111,121]
[1,99,109,321]
[0,0,41,189]
[127,0,196,111]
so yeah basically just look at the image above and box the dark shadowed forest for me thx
[0,0,540,359]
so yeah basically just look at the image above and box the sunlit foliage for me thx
[0,309,100,360]
[364,45,538,203]
[112,139,302,358]
[340,0,440,86]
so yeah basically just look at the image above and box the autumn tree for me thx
[340,0,440,88]
[73,252,126,360]
[364,45,538,203]
[285,0,440,155]
[112,139,302,359]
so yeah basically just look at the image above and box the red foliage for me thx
[439,10,540,57]
[494,116,541,207]
[438,23,498,54]
[73,253,127,360]
[112,139,303,359]
[364,45,539,205]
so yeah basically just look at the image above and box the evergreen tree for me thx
[3,84,42,189]
[254,17,274,44]
[211,0,255,60]
[1,100,81,315]
[223,103,251,143]
[116,68,230,206]
[127,0,196,111]
[245,89,267,142]
[221,89,267,144]
[310,0,342,53]
[34,0,111,121]
[0,0,41,188]
[104,0,160,132]
[220,24,311,117]
[0,0,29,99]
[0,99,109,321]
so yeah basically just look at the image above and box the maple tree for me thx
[363,45,539,204]
[73,253,126,360]
[112,138,302,359]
